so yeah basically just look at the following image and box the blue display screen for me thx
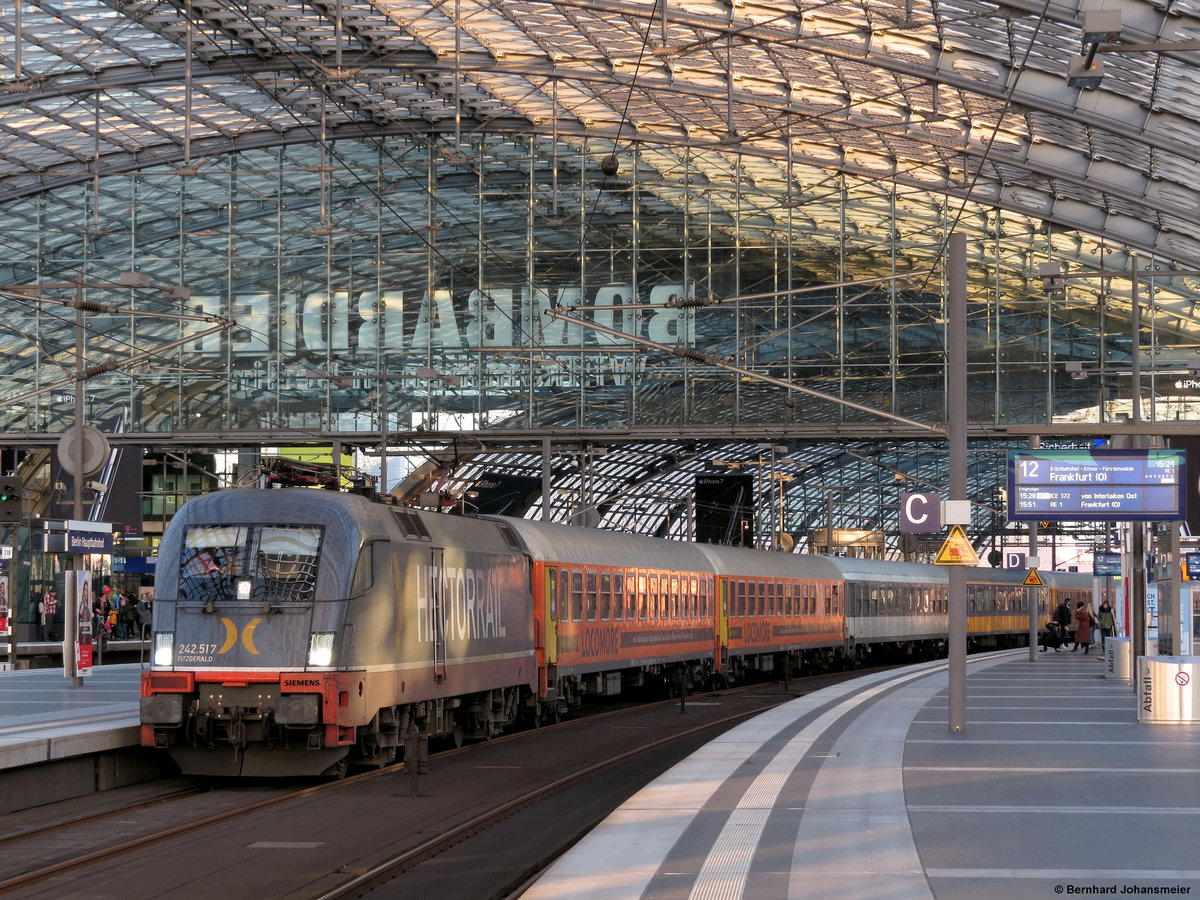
[1006,449,1185,521]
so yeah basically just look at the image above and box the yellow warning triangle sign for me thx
[1023,568,1044,586]
[933,524,980,566]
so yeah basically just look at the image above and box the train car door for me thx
[431,547,447,684]
[716,576,729,671]
[545,566,558,666]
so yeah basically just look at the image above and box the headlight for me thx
[153,632,174,667]
[307,632,335,667]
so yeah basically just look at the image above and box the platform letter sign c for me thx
[900,493,942,533]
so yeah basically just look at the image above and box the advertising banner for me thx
[73,570,92,676]
[0,572,8,638]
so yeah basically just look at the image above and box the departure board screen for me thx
[1006,449,1185,521]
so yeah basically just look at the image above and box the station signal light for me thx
[0,477,22,523]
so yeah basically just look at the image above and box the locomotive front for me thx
[139,488,367,777]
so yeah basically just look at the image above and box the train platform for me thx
[0,662,141,771]
[0,662,156,813]
[523,647,1200,900]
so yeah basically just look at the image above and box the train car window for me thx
[571,570,584,622]
[586,571,598,621]
[350,542,374,597]
[689,577,699,618]
[625,572,635,620]
[766,582,775,616]
[181,524,323,605]
[736,580,746,617]
[559,570,570,621]
[648,574,659,620]
[548,568,558,621]
[832,584,840,616]
[638,573,647,620]
[610,572,620,621]
[824,584,831,615]
[700,577,710,618]
[669,574,679,619]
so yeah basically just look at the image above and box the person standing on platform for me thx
[1097,598,1116,649]
[1072,601,1096,654]
[1055,598,1073,649]
[92,587,113,639]
[40,586,57,642]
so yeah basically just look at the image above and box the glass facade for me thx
[4,135,1199,441]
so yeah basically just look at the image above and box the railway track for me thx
[314,690,779,899]
[0,672,879,899]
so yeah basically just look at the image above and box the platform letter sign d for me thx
[900,492,941,533]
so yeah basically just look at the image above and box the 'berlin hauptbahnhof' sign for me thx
[1006,449,1186,521]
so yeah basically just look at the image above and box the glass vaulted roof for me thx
[4,0,1200,548]
[2,0,1200,266]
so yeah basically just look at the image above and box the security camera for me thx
[1039,261,1065,294]
[85,480,108,492]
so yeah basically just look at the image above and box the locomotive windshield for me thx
[179,524,324,605]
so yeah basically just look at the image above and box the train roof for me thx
[822,554,1095,588]
[691,543,847,581]
[488,515,718,571]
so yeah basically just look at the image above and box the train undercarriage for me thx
[146,633,1030,778]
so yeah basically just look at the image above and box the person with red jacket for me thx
[39,587,57,641]
[1072,601,1097,654]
